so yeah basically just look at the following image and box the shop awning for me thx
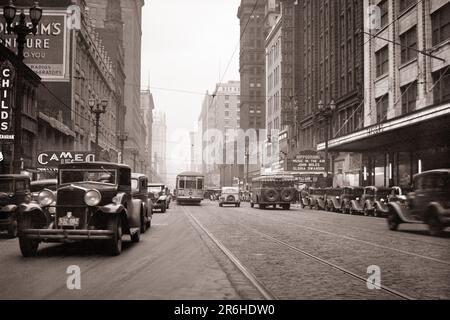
[317,103,450,152]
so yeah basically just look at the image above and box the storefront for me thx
[318,103,450,188]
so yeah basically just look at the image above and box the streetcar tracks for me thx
[182,206,277,300]
[242,210,450,266]
[184,205,415,300]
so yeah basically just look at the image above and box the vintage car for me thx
[0,175,32,238]
[387,169,450,236]
[337,187,364,214]
[306,188,327,210]
[30,179,57,202]
[17,162,151,257]
[349,186,379,216]
[219,187,241,207]
[299,189,310,208]
[131,173,153,231]
[147,183,170,212]
[324,188,342,212]
[250,175,296,210]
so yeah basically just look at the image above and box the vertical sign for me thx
[0,63,14,141]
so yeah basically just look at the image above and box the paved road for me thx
[0,201,449,299]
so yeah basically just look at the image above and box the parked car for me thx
[131,173,153,232]
[338,187,364,214]
[387,169,450,236]
[0,175,32,238]
[299,189,310,208]
[250,175,296,210]
[17,162,150,257]
[324,188,342,212]
[306,188,327,210]
[219,187,241,207]
[349,186,378,216]
[30,179,57,202]
[148,183,170,213]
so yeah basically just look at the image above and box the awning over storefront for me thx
[39,112,76,138]
[317,103,450,152]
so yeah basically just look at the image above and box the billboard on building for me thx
[0,10,69,81]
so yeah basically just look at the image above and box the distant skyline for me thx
[141,0,241,185]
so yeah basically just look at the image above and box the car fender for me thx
[98,203,126,214]
[0,204,17,213]
[17,203,48,225]
[387,202,407,222]
[424,202,447,219]
[365,200,374,211]
[350,200,358,210]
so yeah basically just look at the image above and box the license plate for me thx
[59,217,80,227]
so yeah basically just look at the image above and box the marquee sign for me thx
[37,151,95,168]
[287,150,326,173]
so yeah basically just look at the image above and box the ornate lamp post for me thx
[89,98,108,160]
[3,1,43,61]
[317,99,336,180]
[3,1,43,174]
[117,132,128,164]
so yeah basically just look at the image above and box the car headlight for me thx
[381,198,385,203]
[38,189,55,207]
[84,189,101,206]
[336,196,340,199]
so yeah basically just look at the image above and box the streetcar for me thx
[175,171,205,205]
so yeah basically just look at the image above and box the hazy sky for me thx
[141,0,241,184]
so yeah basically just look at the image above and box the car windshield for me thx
[0,180,13,192]
[60,169,117,185]
[222,187,239,194]
[148,186,163,193]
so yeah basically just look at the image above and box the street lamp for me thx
[3,1,43,61]
[117,132,128,164]
[316,99,336,181]
[3,1,43,174]
[89,98,108,160]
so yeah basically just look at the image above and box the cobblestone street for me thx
[1,202,448,299]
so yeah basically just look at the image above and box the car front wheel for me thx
[18,216,39,257]
[106,215,122,256]
[387,210,400,231]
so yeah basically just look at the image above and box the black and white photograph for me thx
[0,0,449,310]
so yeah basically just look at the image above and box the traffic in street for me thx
[1,200,449,300]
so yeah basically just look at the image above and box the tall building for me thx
[152,110,167,183]
[140,88,154,178]
[318,0,450,188]
[237,0,266,180]
[282,0,365,187]
[1,0,122,171]
[86,0,146,171]
[264,0,295,173]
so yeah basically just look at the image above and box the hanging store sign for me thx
[0,64,14,141]
[0,11,69,81]
[37,151,95,168]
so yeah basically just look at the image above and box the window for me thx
[400,27,417,63]
[376,46,389,77]
[225,103,229,109]
[376,94,389,123]
[379,0,388,28]
[399,0,416,13]
[401,81,417,114]
[433,68,450,103]
[225,95,229,100]
[432,3,450,46]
